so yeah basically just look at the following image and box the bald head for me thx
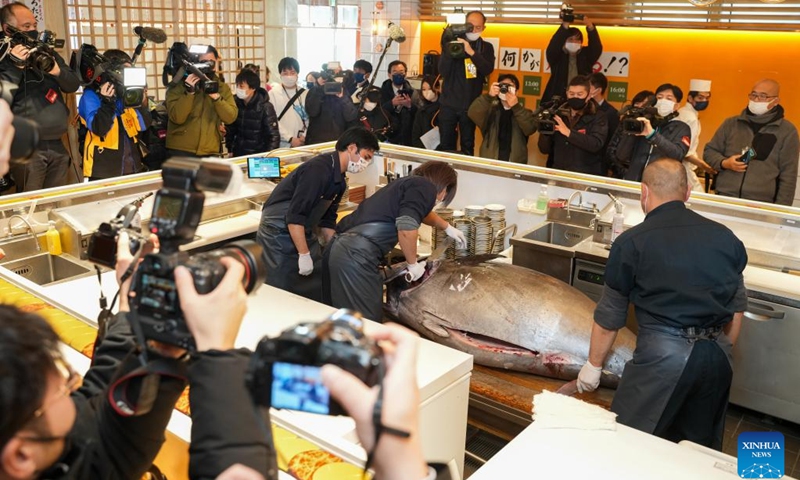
[753,79,780,97]
[642,159,688,205]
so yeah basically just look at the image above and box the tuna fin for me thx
[420,310,451,338]
[455,254,505,266]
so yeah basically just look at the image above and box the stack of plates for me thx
[453,218,473,258]
[472,215,494,255]
[485,204,507,253]
[465,205,486,219]
[432,208,454,259]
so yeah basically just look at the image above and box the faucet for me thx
[8,214,42,253]
[566,191,583,219]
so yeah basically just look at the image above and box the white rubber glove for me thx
[576,361,603,393]
[404,261,427,282]
[298,253,313,276]
[444,224,467,249]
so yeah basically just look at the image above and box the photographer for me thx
[165,45,237,157]
[611,83,690,182]
[538,75,608,175]
[78,50,151,180]
[360,87,395,142]
[380,60,416,146]
[541,12,602,104]
[304,74,359,145]
[0,232,188,480]
[225,68,280,157]
[468,74,537,164]
[438,10,495,156]
[0,2,80,191]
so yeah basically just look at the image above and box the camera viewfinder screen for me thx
[138,274,179,313]
[124,67,147,87]
[247,157,281,179]
[271,362,330,415]
[154,194,183,221]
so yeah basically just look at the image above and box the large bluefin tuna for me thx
[385,255,636,387]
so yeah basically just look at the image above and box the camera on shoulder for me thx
[6,25,64,72]
[536,96,568,135]
[441,23,474,59]
[70,44,148,107]
[162,43,219,94]
[621,106,678,135]
[246,309,383,415]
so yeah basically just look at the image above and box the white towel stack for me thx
[531,390,618,431]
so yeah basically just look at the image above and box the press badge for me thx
[464,59,477,79]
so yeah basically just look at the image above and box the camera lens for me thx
[217,240,267,293]
[123,87,144,108]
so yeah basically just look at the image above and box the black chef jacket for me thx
[264,153,345,230]
[336,176,437,233]
[596,201,748,330]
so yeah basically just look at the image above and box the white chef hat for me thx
[689,79,712,92]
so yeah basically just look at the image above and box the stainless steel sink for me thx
[523,222,595,248]
[1,253,94,286]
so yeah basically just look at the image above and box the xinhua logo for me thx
[738,431,784,478]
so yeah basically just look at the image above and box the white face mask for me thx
[347,151,371,174]
[281,75,297,88]
[363,102,377,112]
[748,100,773,116]
[423,89,437,102]
[235,88,248,100]
[564,42,581,54]
[655,98,676,117]
[465,32,481,41]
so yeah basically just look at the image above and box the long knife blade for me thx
[382,237,454,284]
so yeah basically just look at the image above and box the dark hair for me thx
[413,161,458,206]
[421,75,440,91]
[589,72,608,94]
[307,71,321,81]
[631,89,656,107]
[365,86,382,103]
[655,83,683,103]
[235,69,260,90]
[466,11,487,25]
[206,45,219,59]
[242,63,261,75]
[0,306,61,449]
[0,2,27,26]
[387,60,407,75]
[353,59,373,74]
[568,74,591,92]
[335,127,380,153]
[103,49,132,64]
[278,57,300,74]
[497,73,520,90]
[566,27,583,42]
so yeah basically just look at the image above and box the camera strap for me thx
[363,364,411,476]
[107,356,187,417]
[277,87,306,121]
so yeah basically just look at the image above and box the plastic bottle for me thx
[46,221,62,255]
[536,185,549,213]
[611,201,625,243]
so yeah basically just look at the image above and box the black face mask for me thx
[24,29,38,40]
[567,97,587,110]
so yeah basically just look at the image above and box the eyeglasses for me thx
[748,92,777,102]
[34,356,81,418]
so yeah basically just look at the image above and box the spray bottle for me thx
[611,199,625,243]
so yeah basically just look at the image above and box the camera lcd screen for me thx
[271,362,331,415]
[124,67,147,87]
[247,157,281,179]
[189,44,209,55]
[154,194,184,221]
[138,274,179,313]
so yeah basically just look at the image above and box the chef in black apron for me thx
[323,161,466,321]
[577,159,747,450]
[256,127,379,301]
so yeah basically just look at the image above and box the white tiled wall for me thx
[358,0,421,85]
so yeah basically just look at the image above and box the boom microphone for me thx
[134,26,167,44]
[387,22,406,43]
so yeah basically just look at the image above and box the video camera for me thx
[87,159,266,351]
[70,44,148,107]
[5,25,65,72]
[246,309,383,415]
[536,96,568,135]
[559,3,585,23]
[320,71,344,96]
[162,42,219,94]
[621,106,678,135]
[441,23,474,59]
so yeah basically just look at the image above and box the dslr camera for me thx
[6,26,65,72]
[86,193,153,268]
[536,96,567,135]
[559,3,585,23]
[70,44,148,107]
[621,106,678,135]
[441,23,474,59]
[246,309,383,415]
[162,42,219,94]
[121,158,266,351]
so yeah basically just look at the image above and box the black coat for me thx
[412,100,440,148]
[438,34,495,111]
[305,86,360,144]
[538,103,608,176]
[358,105,396,142]
[226,88,280,157]
[380,79,417,146]
[542,26,602,103]
[614,119,691,181]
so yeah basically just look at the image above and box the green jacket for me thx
[165,81,238,156]
[468,94,537,164]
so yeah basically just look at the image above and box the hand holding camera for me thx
[636,117,654,137]
[100,82,116,101]
[184,73,201,94]
[454,37,475,56]
[554,115,571,137]
[9,44,31,67]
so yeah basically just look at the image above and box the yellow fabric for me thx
[82,108,143,177]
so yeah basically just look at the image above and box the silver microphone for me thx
[387,22,406,43]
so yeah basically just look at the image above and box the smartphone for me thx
[270,362,332,415]
[738,146,756,164]
[247,156,281,179]
[397,88,414,97]
[123,67,147,87]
